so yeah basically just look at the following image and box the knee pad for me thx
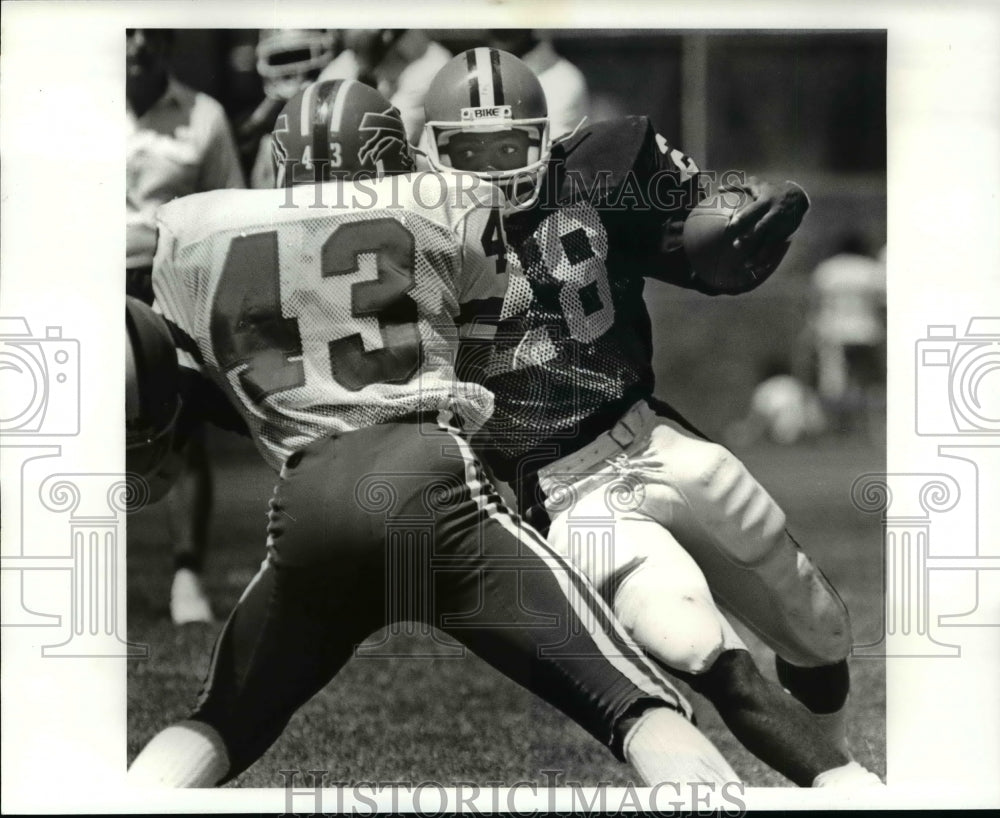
[613,560,727,675]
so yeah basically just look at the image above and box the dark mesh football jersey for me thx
[473,116,703,483]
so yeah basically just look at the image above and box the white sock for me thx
[623,707,740,786]
[813,760,883,788]
[128,720,230,787]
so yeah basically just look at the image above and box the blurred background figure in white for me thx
[126,28,245,625]
[127,28,245,294]
[726,357,827,448]
[244,29,338,188]
[318,30,451,144]
[809,233,887,437]
[487,29,590,139]
[257,28,337,103]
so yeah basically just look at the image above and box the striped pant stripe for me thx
[442,424,691,718]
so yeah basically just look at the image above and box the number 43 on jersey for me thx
[210,219,423,401]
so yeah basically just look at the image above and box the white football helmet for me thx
[256,29,336,101]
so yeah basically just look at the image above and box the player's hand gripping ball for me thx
[683,177,807,294]
[682,194,748,292]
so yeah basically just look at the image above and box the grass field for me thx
[126,425,886,789]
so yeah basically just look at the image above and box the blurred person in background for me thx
[127,27,245,625]
[488,29,589,139]
[243,29,338,188]
[809,232,887,436]
[318,29,451,144]
[725,356,826,448]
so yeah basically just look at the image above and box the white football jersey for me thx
[152,173,505,470]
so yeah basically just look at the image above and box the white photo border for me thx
[2,0,998,812]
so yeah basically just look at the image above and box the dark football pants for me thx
[191,417,689,782]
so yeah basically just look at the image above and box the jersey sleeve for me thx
[451,187,509,394]
[149,216,199,373]
[565,117,711,292]
[617,119,800,295]
[617,119,708,290]
[150,212,250,438]
[454,187,508,334]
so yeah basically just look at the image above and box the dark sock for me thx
[775,656,850,714]
[173,552,203,573]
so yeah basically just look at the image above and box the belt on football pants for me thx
[537,398,658,486]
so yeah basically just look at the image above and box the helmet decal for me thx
[359,109,414,173]
[272,79,413,186]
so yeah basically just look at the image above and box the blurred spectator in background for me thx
[127,28,245,294]
[244,29,338,188]
[318,30,451,144]
[809,232,887,436]
[488,29,589,138]
[127,28,244,624]
[726,356,826,448]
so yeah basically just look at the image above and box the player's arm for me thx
[168,324,251,440]
[611,126,712,292]
[634,124,809,294]
[658,178,809,295]
[150,221,250,438]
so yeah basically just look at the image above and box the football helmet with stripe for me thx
[271,79,415,187]
[126,296,184,506]
[424,48,551,209]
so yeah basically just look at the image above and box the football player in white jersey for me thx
[128,79,740,787]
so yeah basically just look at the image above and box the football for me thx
[682,197,747,292]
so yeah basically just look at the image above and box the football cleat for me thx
[256,29,336,101]
[812,760,885,788]
[271,79,414,187]
[423,48,551,210]
[126,296,184,509]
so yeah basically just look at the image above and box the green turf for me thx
[126,426,885,788]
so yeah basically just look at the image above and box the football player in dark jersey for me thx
[424,48,880,787]
[128,80,741,788]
